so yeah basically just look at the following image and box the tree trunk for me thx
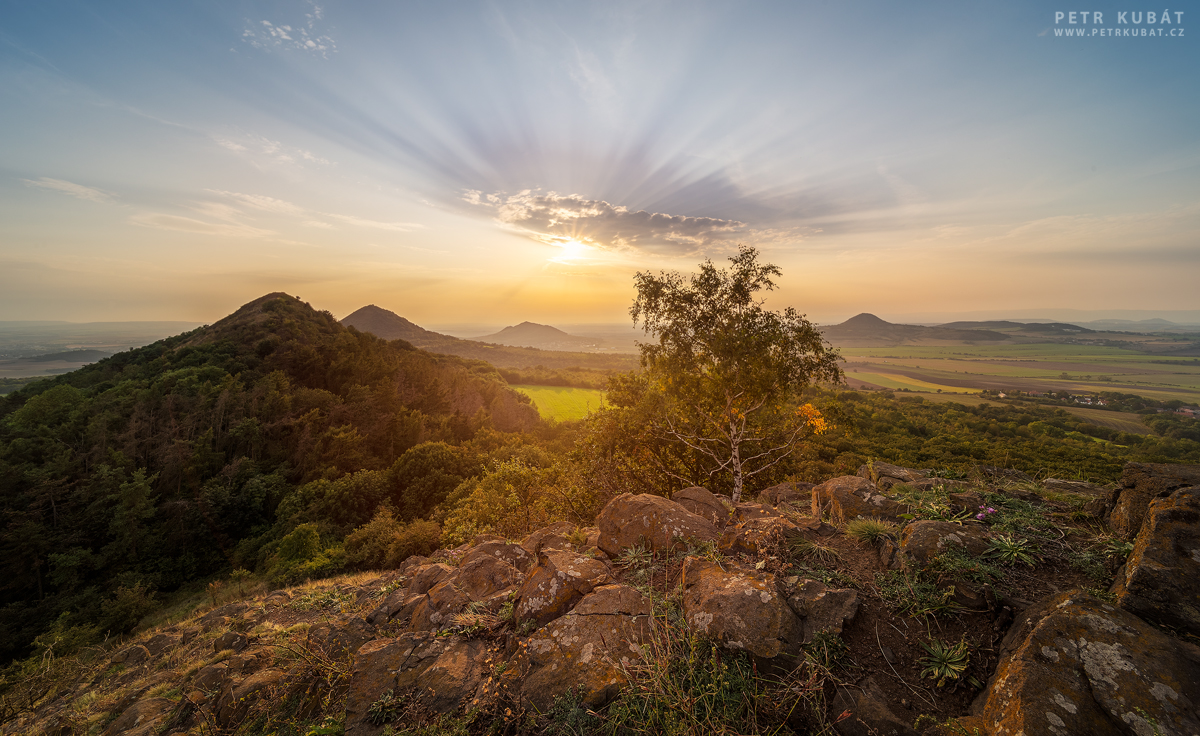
[731,443,744,502]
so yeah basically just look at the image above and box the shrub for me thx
[385,519,442,567]
[346,508,403,569]
[843,517,898,545]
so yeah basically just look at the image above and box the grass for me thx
[843,517,899,545]
[511,385,607,421]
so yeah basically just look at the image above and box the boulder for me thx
[143,632,182,657]
[520,584,653,710]
[408,563,455,597]
[197,602,248,632]
[758,481,813,507]
[111,644,150,668]
[409,579,471,632]
[596,494,719,556]
[102,697,175,736]
[521,521,575,555]
[216,668,287,728]
[213,631,248,653]
[783,578,860,642]
[307,616,376,657]
[673,486,731,526]
[516,549,611,626]
[857,462,928,485]
[1108,462,1200,540]
[1111,485,1200,638]
[192,663,228,692]
[718,516,800,556]
[449,554,525,603]
[832,678,919,736]
[681,557,803,660]
[461,540,535,573]
[732,502,780,523]
[899,520,991,569]
[812,476,909,524]
[345,634,487,735]
[973,591,1200,736]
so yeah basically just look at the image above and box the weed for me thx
[566,528,589,548]
[985,535,1039,566]
[917,638,970,687]
[1069,549,1110,583]
[543,686,602,735]
[805,631,847,670]
[288,588,355,613]
[843,517,898,545]
[785,531,840,564]
[932,545,1005,586]
[1102,538,1135,561]
[876,570,961,619]
[615,541,655,571]
[789,564,858,590]
[368,689,407,726]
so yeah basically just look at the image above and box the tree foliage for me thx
[630,246,842,500]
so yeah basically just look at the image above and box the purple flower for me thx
[987,507,996,513]
[976,513,986,520]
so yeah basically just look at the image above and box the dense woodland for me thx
[1,293,1199,666]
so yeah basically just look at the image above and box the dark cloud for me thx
[466,190,746,255]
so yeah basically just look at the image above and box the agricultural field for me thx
[841,344,1200,404]
[511,384,606,421]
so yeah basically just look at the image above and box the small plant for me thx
[974,505,997,521]
[843,517,898,545]
[786,532,841,564]
[876,571,961,619]
[367,689,407,726]
[615,540,655,570]
[207,579,225,607]
[230,568,252,598]
[805,631,847,669]
[566,528,589,548]
[917,638,970,687]
[1102,538,1135,560]
[985,535,1039,566]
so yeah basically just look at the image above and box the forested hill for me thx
[0,293,540,662]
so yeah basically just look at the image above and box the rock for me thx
[681,557,803,660]
[973,591,1200,736]
[857,462,928,484]
[213,631,248,653]
[409,579,471,632]
[521,521,575,555]
[262,590,291,606]
[792,516,838,537]
[198,602,248,631]
[1108,462,1200,540]
[758,481,813,507]
[783,578,859,642]
[143,632,182,657]
[216,669,286,728]
[520,584,653,710]
[111,644,150,668]
[832,678,919,736]
[516,549,612,626]
[596,493,719,556]
[1043,478,1110,498]
[899,520,991,569]
[345,634,486,735]
[732,502,780,523]
[192,663,228,691]
[398,555,429,573]
[673,486,731,526]
[812,476,909,524]
[408,563,455,597]
[718,516,799,556]
[450,554,525,603]
[461,540,535,573]
[308,617,376,657]
[1112,485,1200,638]
[366,586,411,626]
[102,697,175,736]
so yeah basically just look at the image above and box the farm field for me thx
[840,344,1200,404]
[511,385,606,421]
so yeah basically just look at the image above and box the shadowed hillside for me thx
[822,313,1010,346]
[469,321,593,350]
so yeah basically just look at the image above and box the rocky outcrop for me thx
[972,591,1200,736]
[782,577,859,642]
[520,584,653,710]
[681,557,803,660]
[718,516,799,555]
[1108,462,1200,540]
[461,540,536,572]
[899,520,991,568]
[521,521,575,555]
[515,548,611,626]
[216,669,287,728]
[672,486,731,526]
[102,698,174,736]
[1111,485,1200,638]
[812,476,910,524]
[596,493,719,556]
[758,481,813,507]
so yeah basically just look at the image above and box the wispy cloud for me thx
[213,133,331,169]
[205,190,306,215]
[242,2,336,58]
[22,177,114,203]
[128,213,276,238]
[465,190,746,255]
[324,213,426,232]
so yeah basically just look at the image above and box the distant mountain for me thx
[938,320,1095,335]
[341,305,637,371]
[822,313,1010,346]
[470,322,593,350]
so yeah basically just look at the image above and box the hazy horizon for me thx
[3,2,1198,325]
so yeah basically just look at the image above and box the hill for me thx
[822,313,1010,346]
[938,319,1095,335]
[470,321,594,350]
[341,305,637,372]
[0,293,540,662]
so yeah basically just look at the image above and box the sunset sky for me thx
[2,1,1198,327]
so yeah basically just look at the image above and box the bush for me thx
[386,519,442,566]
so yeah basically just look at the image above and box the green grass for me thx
[511,385,606,421]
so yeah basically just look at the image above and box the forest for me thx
[2,291,1198,668]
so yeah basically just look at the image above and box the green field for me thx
[512,385,606,421]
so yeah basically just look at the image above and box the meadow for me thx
[511,384,606,421]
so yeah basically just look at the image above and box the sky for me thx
[1,1,1198,327]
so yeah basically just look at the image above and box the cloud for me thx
[128,213,276,238]
[22,177,113,203]
[212,134,331,168]
[242,2,336,58]
[205,190,306,215]
[323,214,426,232]
[467,190,746,255]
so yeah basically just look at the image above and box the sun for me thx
[553,238,591,262]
